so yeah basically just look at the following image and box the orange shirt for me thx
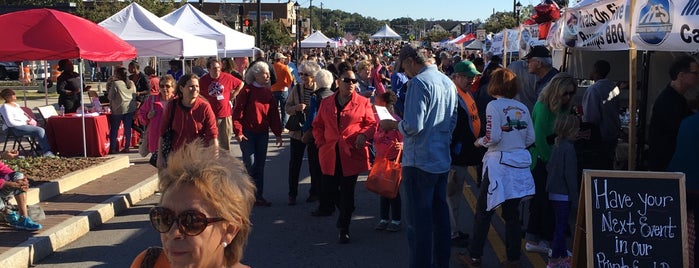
[270,61,294,92]
[456,86,481,138]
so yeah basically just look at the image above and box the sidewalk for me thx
[0,155,158,268]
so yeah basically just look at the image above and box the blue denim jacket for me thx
[398,65,458,174]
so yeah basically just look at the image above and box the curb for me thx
[0,172,158,268]
[25,155,130,206]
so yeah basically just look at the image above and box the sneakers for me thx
[525,241,551,254]
[338,229,350,244]
[42,151,56,158]
[456,252,481,268]
[374,220,389,231]
[12,216,42,231]
[4,210,19,225]
[547,257,571,268]
[385,221,401,232]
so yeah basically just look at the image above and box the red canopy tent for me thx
[0,8,136,61]
[0,9,137,157]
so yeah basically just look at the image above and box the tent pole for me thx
[627,0,637,170]
[44,61,48,106]
[79,59,87,158]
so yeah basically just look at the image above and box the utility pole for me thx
[256,0,261,48]
[320,2,323,32]
[309,0,312,32]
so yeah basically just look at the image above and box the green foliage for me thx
[484,11,518,33]
[423,30,452,44]
[259,20,293,50]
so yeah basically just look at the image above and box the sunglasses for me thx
[149,207,224,236]
[299,72,313,77]
[564,91,576,96]
[159,84,172,88]
[341,78,358,84]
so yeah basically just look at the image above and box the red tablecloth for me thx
[45,114,140,157]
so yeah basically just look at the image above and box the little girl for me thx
[372,91,403,232]
[545,114,580,268]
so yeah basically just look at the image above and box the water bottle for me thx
[59,105,65,116]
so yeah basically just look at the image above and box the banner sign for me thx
[632,0,699,52]
[560,0,629,50]
[489,29,520,55]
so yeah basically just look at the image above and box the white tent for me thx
[371,24,401,40]
[99,2,218,57]
[300,31,337,48]
[161,4,256,57]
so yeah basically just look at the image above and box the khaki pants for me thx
[216,117,233,151]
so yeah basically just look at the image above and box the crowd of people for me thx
[0,41,697,268]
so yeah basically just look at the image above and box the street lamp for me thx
[334,21,339,38]
[514,1,523,26]
[294,1,301,63]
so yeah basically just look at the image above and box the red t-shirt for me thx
[199,72,242,118]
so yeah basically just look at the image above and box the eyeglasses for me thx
[149,207,224,236]
[341,78,358,84]
[159,84,172,88]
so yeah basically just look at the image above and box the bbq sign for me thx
[563,0,629,50]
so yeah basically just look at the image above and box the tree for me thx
[423,29,451,46]
[484,11,517,33]
[259,20,293,50]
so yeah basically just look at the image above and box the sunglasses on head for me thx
[149,206,224,236]
[341,77,358,84]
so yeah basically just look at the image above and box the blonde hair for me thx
[537,72,576,113]
[357,60,372,72]
[158,141,256,266]
[554,114,580,145]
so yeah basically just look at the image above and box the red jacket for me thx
[159,97,218,151]
[313,91,376,177]
[232,83,283,137]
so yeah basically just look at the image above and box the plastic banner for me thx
[631,0,699,52]
[560,0,629,50]
[489,29,520,55]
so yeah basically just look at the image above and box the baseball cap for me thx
[453,60,481,77]
[274,53,287,60]
[523,46,551,59]
[57,59,71,71]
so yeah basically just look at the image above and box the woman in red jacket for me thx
[157,74,218,169]
[311,68,376,244]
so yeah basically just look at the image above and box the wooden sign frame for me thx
[573,170,688,268]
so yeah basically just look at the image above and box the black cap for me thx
[57,59,71,71]
[523,46,551,59]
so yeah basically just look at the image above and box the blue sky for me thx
[222,0,526,21]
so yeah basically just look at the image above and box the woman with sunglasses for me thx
[524,72,577,255]
[131,141,256,268]
[284,60,320,205]
[137,75,176,156]
[311,68,376,243]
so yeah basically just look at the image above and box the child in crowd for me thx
[545,114,579,268]
[372,91,403,232]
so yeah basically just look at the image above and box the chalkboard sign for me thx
[579,170,688,267]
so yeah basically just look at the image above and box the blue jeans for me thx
[109,113,133,152]
[401,166,450,268]
[239,130,269,199]
[12,125,51,154]
[272,91,288,127]
[551,200,571,258]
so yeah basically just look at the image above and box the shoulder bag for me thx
[284,85,305,131]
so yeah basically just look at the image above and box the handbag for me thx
[284,85,305,131]
[365,147,403,199]
[152,103,176,168]
[138,96,155,157]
